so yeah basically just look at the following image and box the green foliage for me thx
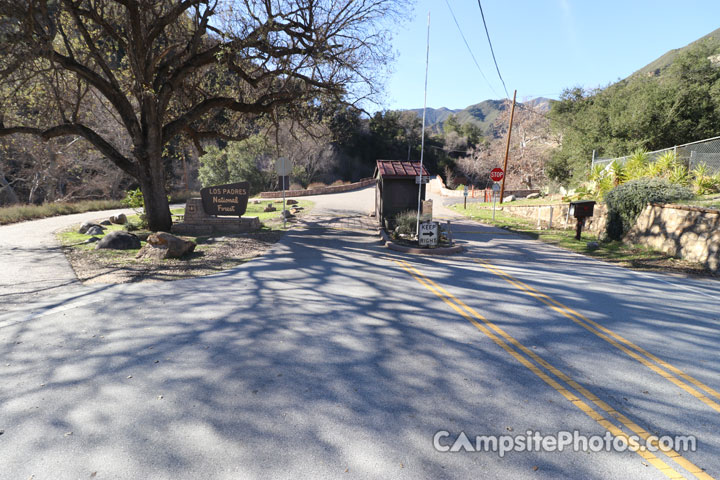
[198,136,275,195]
[605,178,693,240]
[624,149,649,179]
[122,187,148,227]
[549,41,720,185]
[691,162,720,194]
[393,210,418,236]
[122,188,145,210]
[609,160,627,186]
[669,164,690,187]
[443,115,461,135]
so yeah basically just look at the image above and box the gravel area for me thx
[63,230,286,284]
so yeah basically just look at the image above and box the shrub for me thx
[691,162,720,195]
[605,178,693,240]
[393,210,417,237]
[307,182,327,190]
[198,136,275,195]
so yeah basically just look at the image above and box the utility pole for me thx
[499,90,516,204]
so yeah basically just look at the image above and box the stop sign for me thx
[490,168,504,182]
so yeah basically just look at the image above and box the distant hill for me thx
[632,27,720,77]
[405,97,551,136]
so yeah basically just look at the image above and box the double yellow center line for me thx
[392,258,712,480]
[474,258,720,414]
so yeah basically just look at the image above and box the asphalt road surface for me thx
[1,188,719,479]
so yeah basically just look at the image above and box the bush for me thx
[198,136,275,195]
[393,210,417,236]
[605,178,693,240]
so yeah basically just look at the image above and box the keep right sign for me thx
[490,168,504,182]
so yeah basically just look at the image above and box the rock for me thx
[503,195,516,202]
[526,193,540,199]
[586,241,600,250]
[79,222,101,234]
[286,199,299,205]
[109,213,128,224]
[83,237,100,244]
[136,232,196,260]
[282,210,294,219]
[85,226,105,236]
[95,231,141,250]
[100,220,112,226]
[251,199,261,204]
[264,205,276,212]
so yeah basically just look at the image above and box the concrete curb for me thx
[378,228,464,255]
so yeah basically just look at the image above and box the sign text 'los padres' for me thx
[200,182,250,216]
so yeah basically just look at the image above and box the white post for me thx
[282,159,287,229]
[416,12,431,239]
[492,192,497,221]
[548,206,554,229]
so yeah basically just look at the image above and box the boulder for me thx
[95,231,141,250]
[526,193,540,199]
[83,237,100,244]
[79,222,102,234]
[251,199,261,204]
[286,199,299,205]
[264,205,277,212]
[282,210,294,219]
[85,226,105,236]
[586,241,600,251]
[99,220,112,226]
[135,232,196,260]
[109,213,128,224]
[503,195,516,202]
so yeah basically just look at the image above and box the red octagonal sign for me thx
[490,168,504,182]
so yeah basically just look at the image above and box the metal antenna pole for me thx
[416,11,430,238]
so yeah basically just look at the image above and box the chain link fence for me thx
[592,135,720,174]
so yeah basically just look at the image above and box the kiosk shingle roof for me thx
[376,160,429,179]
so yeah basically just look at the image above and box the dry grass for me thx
[0,200,125,225]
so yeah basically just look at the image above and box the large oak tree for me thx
[0,0,403,231]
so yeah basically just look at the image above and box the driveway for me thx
[1,187,719,479]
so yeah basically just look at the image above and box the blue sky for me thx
[380,0,720,111]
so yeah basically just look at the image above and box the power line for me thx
[443,0,500,98]
[477,0,510,99]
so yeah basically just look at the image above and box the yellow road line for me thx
[393,259,699,479]
[473,258,720,414]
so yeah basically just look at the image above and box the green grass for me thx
[685,194,720,209]
[450,203,694,269]
[0,199,125,225]
[57,200,314,257]
[244,199,315,227]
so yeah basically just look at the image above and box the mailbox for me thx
[569,200,595,218]
[568,200,596,240]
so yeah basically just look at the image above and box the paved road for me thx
[1,188,719,479]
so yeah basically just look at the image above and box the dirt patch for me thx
[64,231,285,284]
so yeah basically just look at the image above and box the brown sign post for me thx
[200,182,249,217]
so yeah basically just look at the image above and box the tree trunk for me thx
[0,170,19,205]
[138,148,172,233]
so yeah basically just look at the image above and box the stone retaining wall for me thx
[501,203,608,235]
[626,203,720,271]
[259,178,375,198]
